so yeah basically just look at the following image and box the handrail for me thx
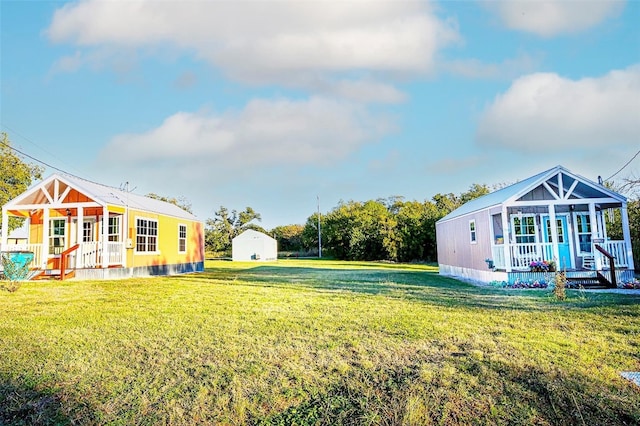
[594,244,616,287]
[594,244,614,259]
[60,244,80,281]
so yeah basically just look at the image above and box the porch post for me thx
[548,204,561,266]
[42,208,50,269]
[620,202,635,271]
[1,207,8,249]
[76,207,84,268]
[102,206,109,269]
[501,205,512,272]
[120,214,127,268]
[588,203,602,270]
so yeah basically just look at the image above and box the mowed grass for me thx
[1,260,639,425]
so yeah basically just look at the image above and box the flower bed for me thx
[529,260,556,272]
[490,278,549,289]
[619,279,640,290]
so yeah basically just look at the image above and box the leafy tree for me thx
[395,200,440,262]
[301,212,323,254]
[459,183,491,204]
[146,193,193,214]
[205,206,263,254]
[320,200,397,261]
[271,224,304,252]
[607,177,640,269]
[0,133,43,233]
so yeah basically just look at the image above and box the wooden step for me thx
[566,275,612,289]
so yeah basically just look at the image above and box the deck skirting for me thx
[439,264,635,286]
[74,261,204,280]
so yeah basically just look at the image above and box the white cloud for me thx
[477,65,640,152]
[100,97,394,169]
[443,53,541,80]
[485,0,625,37]
[302,77,407,104]
[47,0,459,86]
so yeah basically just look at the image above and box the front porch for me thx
[1,176,130,279]
[486,196,634,275]
[491,240,631,272]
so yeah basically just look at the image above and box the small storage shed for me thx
[232,229,277,261]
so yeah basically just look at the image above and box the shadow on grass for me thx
[0,379,69,426]
[0,377,101,426]
[249,346,640,425]
[174,264,640,312]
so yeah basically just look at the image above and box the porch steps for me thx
[566,272,614,289]
[31,269,76,281]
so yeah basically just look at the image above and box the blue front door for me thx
[542,215,571,269]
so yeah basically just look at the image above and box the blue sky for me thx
[2,0,639,229]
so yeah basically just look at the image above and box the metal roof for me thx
[437,165,625,223]
[7,173,199,221]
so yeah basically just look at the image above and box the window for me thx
[136,218,158,252]
[49,219,66,254]
[108,216,120,242]
[82,221,93,242]
[469,220,477,243]
[512,216,536,244]
[544,218,565,243]
[576,214,592,253]
[178,224,187,253]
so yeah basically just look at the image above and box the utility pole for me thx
[317,195,322,258]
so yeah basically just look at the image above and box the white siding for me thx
[232,230,277,262]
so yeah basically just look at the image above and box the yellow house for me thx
[0,173,204,280]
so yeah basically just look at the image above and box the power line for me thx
[2,124,84,177]
[605,149,640,181]
[0,138,124,192]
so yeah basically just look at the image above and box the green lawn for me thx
[1,260,639,425]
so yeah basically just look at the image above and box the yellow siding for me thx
[126,209,204,269]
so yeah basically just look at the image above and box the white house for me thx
[232,229,277,262]
[436,165,635,287]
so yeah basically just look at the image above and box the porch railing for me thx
[0,242,125,271]
[0,243,41,270]
[509,242,554,270]
[491,240,629,271]
[106,242,123,266]
[594,240,628,269]
[77,242,124,268]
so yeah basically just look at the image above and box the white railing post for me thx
[620,204,635,271]
[502,207,512,272]
[548,206,563,269]
[76,207,83,268]
[102,207,109,268]
[42,209,49,269]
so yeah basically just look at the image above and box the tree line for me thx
[276,185,491,262]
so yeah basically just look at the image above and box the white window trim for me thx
[108,216,121,242]
[510,214,538,244]
[573,212,592,255]
[134,216,159,255]
[469,219,477,244]
[49,218,66,255]
[178,223,187,254]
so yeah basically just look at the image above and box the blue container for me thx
[1,251,34,281]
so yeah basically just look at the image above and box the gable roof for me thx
[4,173,199,221]
[233,229,275,242]
[437,165,626,223]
